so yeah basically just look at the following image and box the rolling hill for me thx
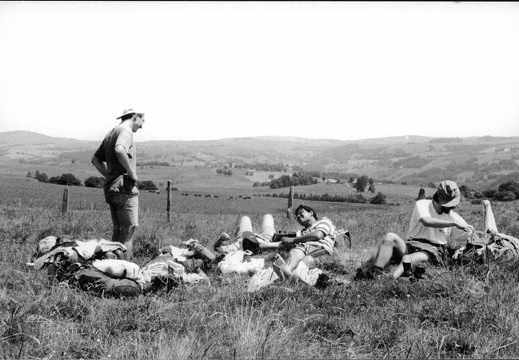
[1,130,518,190]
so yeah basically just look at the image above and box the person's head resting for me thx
[294,204,318,225]
[433,180,461,214]
[116,108,145,133]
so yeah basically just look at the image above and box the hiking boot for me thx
[401,262,412,278]
[354,266,383,281]
[315,273,331,290]
[413,266,426,280]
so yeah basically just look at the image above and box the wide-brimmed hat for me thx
[116,108,139,120]
[436,180,461,207]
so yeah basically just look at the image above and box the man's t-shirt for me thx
[406,199,467,245]
[94,125,138,195]
[299,217,336,254]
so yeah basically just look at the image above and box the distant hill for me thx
[1,130,519,190]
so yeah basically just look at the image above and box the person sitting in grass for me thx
[269,204,338,285]
[354,180,475,280]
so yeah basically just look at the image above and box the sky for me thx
[1,1,519,142]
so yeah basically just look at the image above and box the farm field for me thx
[2,170,519,358]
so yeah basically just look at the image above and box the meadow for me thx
[2,175,519,359]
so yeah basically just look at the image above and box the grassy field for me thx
[2,171,519,359]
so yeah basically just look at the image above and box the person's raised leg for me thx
[258,214,275,241]
[483,200,498,234]
[274,248,305,277]
[236,216,253,238]
[373,232,406,269]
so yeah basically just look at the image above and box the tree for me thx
[355,175,369,192]
[34,171,48,183]
[482,188,497,198]
[498,181,519,197]
[368,184,376,193]
[26,171,32,178]
[370,192,387,204]
[48,173,81,186]
[85,176,105,188]
[494,191,516,202]
[138,180,158,191]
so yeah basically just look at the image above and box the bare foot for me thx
[274,254,292,278]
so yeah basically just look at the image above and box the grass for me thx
[2,179,519,358]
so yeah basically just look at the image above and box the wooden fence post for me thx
[167,180,172,222]
[287,186,294,222]
[62,188,69,215]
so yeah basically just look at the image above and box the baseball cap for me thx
[437,180,461,207]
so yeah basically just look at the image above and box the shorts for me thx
[406,238,448,265]
[294,243,330,258]
[106,192,139,228]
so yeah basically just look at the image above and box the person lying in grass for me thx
[355,180,475,280]
[213,214,282,255]
[270,205,338,285]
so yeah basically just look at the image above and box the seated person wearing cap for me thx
[355,180,475,280]
[271,205,337,281]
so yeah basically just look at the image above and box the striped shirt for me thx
[300,217,336,254]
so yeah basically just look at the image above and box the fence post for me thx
[62,188,69,215]
[167,180,172,222]
[287,186,294,222]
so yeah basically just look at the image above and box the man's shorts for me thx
[294,243,329,258]
[106,192,139,228]
[406,238,448,265]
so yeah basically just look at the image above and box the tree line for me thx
[259,191,387,205]
[26,170,158,190]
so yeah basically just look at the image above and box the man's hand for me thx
[281,237,295,246]
[455,222,475,233]
[127,171,138,182]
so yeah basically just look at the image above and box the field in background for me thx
[3,168,519,358]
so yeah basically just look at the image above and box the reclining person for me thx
[214,214,282,254]
[272,205,337,283]
[355,180,475,280]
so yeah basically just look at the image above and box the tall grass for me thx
[2,201,519,359]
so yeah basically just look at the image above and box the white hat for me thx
[116,108,139,120]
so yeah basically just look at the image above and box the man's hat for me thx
[436,180,461,207]
[116,108,139,120]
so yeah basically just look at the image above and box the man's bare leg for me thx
[373,232,407,269]
[393,251,430,278]
[119,226,136,260]
[483,200,498,234]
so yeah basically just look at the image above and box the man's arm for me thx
[281,230,324,246]
[114,145,138,181]
[419,217,474,233]
[91,155,109,178]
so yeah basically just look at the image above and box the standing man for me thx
[355,180,475,280]
[91,108,145,260]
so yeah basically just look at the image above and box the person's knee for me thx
[301,255,314,267]
[384,232,400,243]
